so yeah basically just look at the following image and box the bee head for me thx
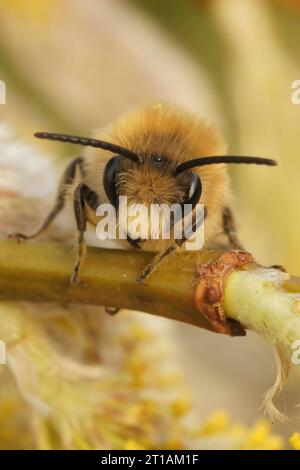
[34,131,277,213]
[35,109,277,245]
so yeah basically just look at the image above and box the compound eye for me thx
[186,173,202,208]
[188,176,197,199]
[150,155,169,168]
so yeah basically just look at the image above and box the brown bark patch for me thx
[194,251,254,337]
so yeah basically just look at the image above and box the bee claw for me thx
[136,275,148,285]
[8,233,28,243]
[268,264,286,272]
[70,270,82,286]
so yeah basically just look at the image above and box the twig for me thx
[1,240,300,343]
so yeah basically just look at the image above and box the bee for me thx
[10,104,276,290]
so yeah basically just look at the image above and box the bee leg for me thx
[70,183,88,285]
[222,206,244,249]
[126,236,141,249]
[137,244,179,283]
[137,208,206,284]
[9,157,83,242]
[70,183,99,286]
[268,264,286,272]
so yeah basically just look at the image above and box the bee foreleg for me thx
[9,156,83,242]
[137,244,178,283]
[70,183,99,285]
[137,208,206,284]
[222,206,244,250]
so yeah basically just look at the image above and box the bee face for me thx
[101,104,228,213]
[96,105,228,244]
[116,155,191,206]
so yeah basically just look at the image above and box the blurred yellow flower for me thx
[241,420,283,450]
[124,440,145,451]
[197,410,231,436]
[290,433,300,450]
[189,410,283,450]
[170,394,192,418]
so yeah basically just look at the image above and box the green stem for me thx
[1,240,300,350]
[224,268,300,347]
[0,240,215,330]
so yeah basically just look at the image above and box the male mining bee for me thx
[10,104,277,289]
